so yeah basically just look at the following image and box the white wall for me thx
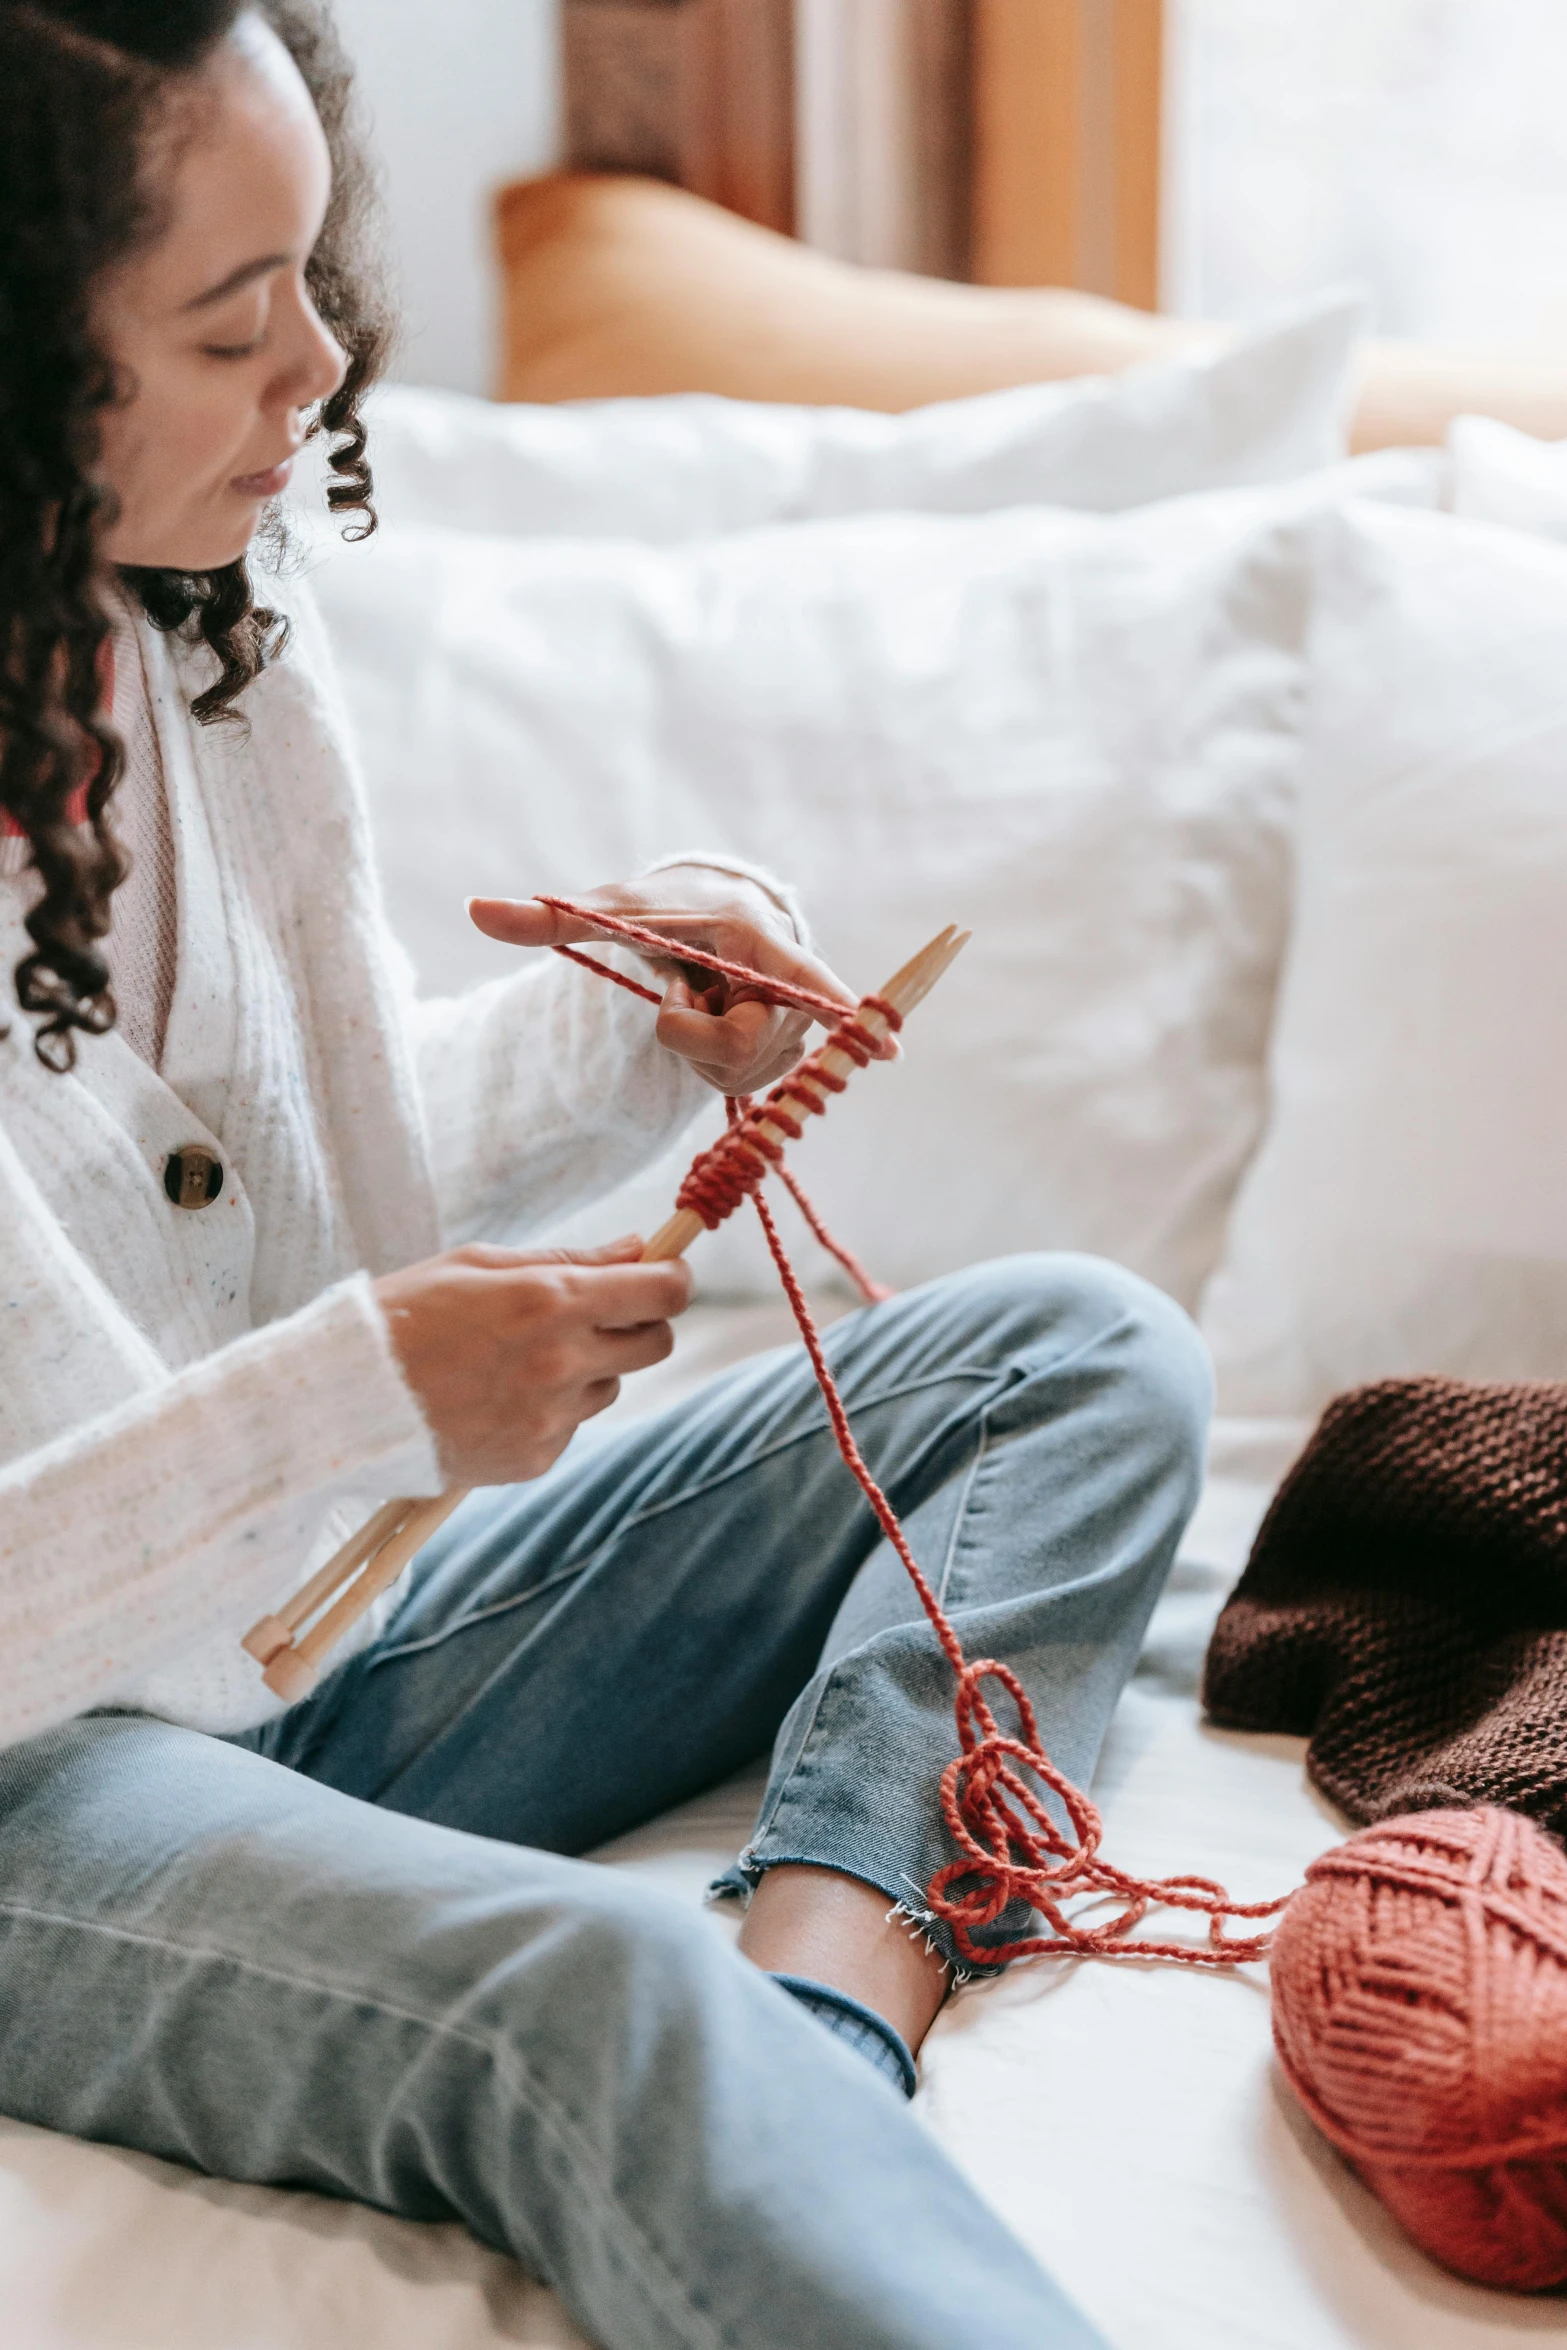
[329,0,563,395]
[1167,0,1567,341]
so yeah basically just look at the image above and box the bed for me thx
[9,327,1567,2344]
[2,1312,1539,2347]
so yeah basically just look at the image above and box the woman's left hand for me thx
[468,868,889,1097]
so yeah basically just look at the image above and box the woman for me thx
[0,6,1211,2345]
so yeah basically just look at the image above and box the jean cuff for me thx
[708,1852,1028,1986]
[769,1973,918,2099]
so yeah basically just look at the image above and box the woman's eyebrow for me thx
[183,253,290,311]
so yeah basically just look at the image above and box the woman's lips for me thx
[231,456,295,498]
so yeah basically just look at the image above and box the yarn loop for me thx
[547,896,1287,1969]
[674,1001,898,1237]
[553,894,1567,2288]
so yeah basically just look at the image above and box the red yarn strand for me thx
[671,1006,901,1252]
[772,1158,893,1308]
[539,895,849,1022]
[550,940,664,1006]
[549,902,1289,1968]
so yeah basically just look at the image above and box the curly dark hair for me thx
[0,0,392,1069]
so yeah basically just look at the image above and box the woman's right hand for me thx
[372,1238,691,1487]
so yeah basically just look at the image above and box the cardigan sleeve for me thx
[0,1274,442,1753]
[402,852,816,1246]
[408,947,711,1247]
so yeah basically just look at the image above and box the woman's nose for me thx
[273,284,347,416]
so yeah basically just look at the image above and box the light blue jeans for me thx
[0,1254,1209,2350]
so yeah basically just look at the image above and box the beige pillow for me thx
[495,172,1567,454]
[495,172,1207,412]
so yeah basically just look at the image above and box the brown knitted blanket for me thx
[1203,1376,1567,1835]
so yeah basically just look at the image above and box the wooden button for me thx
[164,1146,224,1211]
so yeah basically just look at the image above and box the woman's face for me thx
[93,14,346,573]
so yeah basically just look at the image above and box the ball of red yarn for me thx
[1270,1806,1567,2290]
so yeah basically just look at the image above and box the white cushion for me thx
[1200,500,1567,1414]
[1449,411,1567,541]
[331,292,1363,545]
[315,464,1433,1307]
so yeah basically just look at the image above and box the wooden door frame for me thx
[561,0,1167,306]
[562,0,795,236]
[970,0,1164,307]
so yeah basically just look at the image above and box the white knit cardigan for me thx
[0,577,738,1753]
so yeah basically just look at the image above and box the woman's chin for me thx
[105,508,268,575]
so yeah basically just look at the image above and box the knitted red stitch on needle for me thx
[544,895,1289,1969]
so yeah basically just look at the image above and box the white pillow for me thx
[328,292,1363,545]
[1200,500,1567,1415]
[313,474,1410,1306]
[1449,412,1567,542]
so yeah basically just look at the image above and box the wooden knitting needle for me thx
[640,922,969,1263]
[241,1495,412,1670]
[244,923,970,1706]
[254,1491,469,1703]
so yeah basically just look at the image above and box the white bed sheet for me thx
[3,1301,1561,2349]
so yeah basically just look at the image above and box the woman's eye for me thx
[199,302,269,361]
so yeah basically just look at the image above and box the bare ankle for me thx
[736,1863,950,2053]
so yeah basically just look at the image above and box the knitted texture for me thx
[1269,1806,1567,2291]
[1203,1375,1567,1834]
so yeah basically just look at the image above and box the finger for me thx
[732,1043,821,1093]
[659,975,720,1020]
[578,1377,622,1421]
[660,1043,789,1096]
[467,896,591,948]
[469,894,867,1033]
[464,1239,647,1271]
[550,1261,693,1322]
[450,1238,646,1272]
[469,893,898,1077]
[469,900,744,1021]
[656,994,798,1081]
[591,1319,678,1375]
[699,927,898,1058]
[656,916,864,1027]
[659,989,902,1095]
[688,920,892,1034]
[466,895,715,956]
[721,982,900,1068]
